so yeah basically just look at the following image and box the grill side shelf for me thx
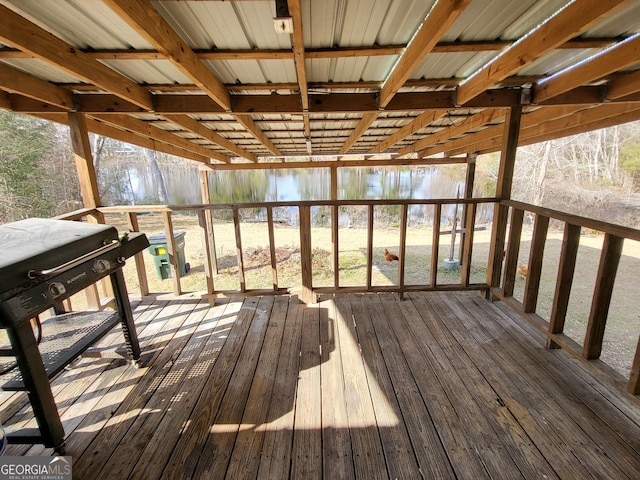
[0,311,122,391]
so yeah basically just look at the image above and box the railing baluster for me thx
[299,205,314,303]
[548,223,581,348]
[398,204,408,299]
[523,214,549,313]
[126,211,149,296]
[232,208,246,293]
[267,207,278,291]
[366,204,374,289]
[431,204,441,287]
[583,233,624,360]
[198,210,214,296]
[162,211,182,296]
[461,203,476,287]
[502,207,524,298]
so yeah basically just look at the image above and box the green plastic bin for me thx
[147,231,190,279]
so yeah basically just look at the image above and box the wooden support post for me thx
[199,168,218,275]
[502,207,524,298]
[583,233,624,360]
[162,211,182,296]
[232,208,246,293]
[460,153,476,256]
[461,203,476,287]
[366,204,374,289]
[68,111,104,308]
[126,212,149,296]
[523,214,549,313]
[547,223,580,349]
[299,205,315,304]
[331,166,340,289]
[431,204,441,287]
[68,112,102,214]
[267,207,278,291]
[198,210,215,296]
[398,204,408,299]
[332,204,339,289]
[487,105,522,290]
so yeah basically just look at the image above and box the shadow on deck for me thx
[2,291,640,479]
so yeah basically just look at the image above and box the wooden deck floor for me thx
[3,291,640,479]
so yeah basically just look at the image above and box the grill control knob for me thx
[93,259,111,273]
[48,282,66,298]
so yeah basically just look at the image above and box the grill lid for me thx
[0,218,118,294]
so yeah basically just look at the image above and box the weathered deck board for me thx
[3,292,640,480]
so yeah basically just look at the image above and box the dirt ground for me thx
[100,212,640,381]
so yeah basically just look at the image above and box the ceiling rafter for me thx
[370,111,447,154]
[0,63,74,110]
[606,70,640,100]
[91,113,230,163]
[441,103,639,157]
[34,112,212,163]
[162,114,257,161]
[456,104,640,155]
[0,37,622,60]
[0,4,153,110]
[339,113,379,154]
[396,109,508,157]
[455,0,632,106]
[234,116,282,157]
[380,0,471,108]
[534,35,640,103]
[287,0,311,145]
[434,106,588,157]
[340,0,471,156]
[103,0,230,112]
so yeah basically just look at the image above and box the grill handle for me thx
[27,239,121,279]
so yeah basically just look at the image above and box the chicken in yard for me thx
[518,263,528,278]
[384,248,399,262]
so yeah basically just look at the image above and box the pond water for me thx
[106,163,493,225]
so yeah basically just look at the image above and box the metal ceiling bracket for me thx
[451,89,461,108]
[520,87,532,105]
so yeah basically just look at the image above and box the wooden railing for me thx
[495,199,640,394]
[56,197,640,394]
[87,198,497,302]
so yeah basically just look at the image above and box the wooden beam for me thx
[370,110,446,154]
[435,105,587,157]
[288,0,309,112]
[0,4,153,110]
[502,208,524,298]
[234,116,282,156]
[606,69,640,100]
[455,0,632,105]
[299,205,314,303]
[534,34,640,103]
[0,37,620,60]
[163,114,255,161]
[68,112,101,209]
[339,112,379,154]
[379,0,471,107]
[401,108,506,157]
[0,63,74,110]
[104,0,231,111]
[35,112,211,163]
[92,114,230,163]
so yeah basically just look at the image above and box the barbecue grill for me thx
[0,218,149,453]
